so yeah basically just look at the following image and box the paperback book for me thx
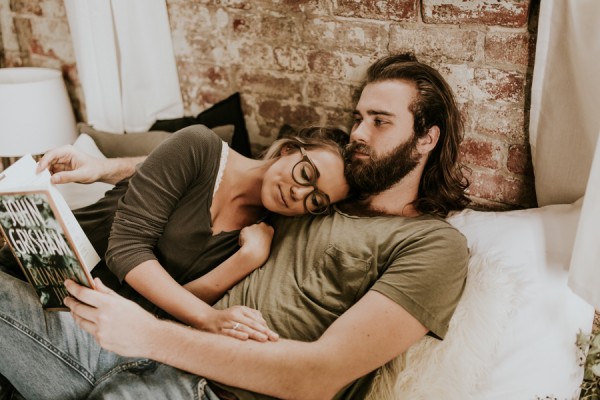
[0,155,100,310]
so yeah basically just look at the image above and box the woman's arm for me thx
[184,222,274,305]
[105,128,276,342]
[124,261,277,342]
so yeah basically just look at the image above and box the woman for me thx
[44,124,349,342]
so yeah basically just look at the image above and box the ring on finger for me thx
[232,322,241,331]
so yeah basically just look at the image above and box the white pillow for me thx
[388,203,595,399]
[55,134,115,210]
[392,254,530,399]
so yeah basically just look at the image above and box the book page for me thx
[0,154,50,189]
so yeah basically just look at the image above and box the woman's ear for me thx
[417,126,440,155]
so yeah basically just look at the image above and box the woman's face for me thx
[261,148,349,216]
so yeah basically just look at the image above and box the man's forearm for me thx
[144,319,341,400]
[100,156,145,184]
[65,281,426,400]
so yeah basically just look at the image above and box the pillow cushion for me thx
[378,203,595,399]
[388,254,529,399]
[150,92,252,157]
[78,123,235,158]
[446,203,594,400]
[55,134,114,210]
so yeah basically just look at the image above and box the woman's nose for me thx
[290,185,314,201]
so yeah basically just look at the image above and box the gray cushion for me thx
[77,123,235,158]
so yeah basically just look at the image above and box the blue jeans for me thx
[0,271,220,400]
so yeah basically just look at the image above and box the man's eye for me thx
[353,118,362,125]
[374,119,384,126]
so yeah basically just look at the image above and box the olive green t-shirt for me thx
[213,207,469,399]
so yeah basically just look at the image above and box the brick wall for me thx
[0,0,538,209]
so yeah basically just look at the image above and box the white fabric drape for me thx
[64,0,183,133]
[530,0,600,309]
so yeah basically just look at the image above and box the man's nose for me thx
[350,121,369,143]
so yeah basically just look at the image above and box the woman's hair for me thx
[364,53,471,217]
[261,126,348,161]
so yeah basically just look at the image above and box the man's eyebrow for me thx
[353,109,396,117]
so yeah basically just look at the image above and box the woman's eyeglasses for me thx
[291,147,331,215]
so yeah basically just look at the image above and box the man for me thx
[0,53,470,399]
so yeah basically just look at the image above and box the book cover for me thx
[0,155,100,311]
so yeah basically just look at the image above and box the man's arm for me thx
[37,144,145,185]
[65,279,427,400]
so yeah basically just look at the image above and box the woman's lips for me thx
[278,185,288,208]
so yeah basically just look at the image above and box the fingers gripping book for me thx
[0,155,100,310]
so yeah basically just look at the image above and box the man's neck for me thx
[340,178,421,218]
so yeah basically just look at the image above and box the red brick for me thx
[258,100,321,127]
[323,107,354,132]
[467,103,526,142]
[507,143,533,176]
[436,63,475,104]
[467,169,536,208]
[485,31,531,67]
[306,79,358,109]
[214,0,251,10]
[303,18,388,53]
[473,68,525,103]
[176,63,233,114]
[256,0,323,14]
[307,50,375,81]
[459,137,503,170]
[10,0,43,16]
[273,46,307,72]
[422,0,529,28]
[3,51,24,67]
[334,0,418,22]
[236,69,304,102]
[229,12,303,44]
[390,26,478,62]
[231,39,276,68]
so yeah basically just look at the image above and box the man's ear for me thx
[417,126,440,155]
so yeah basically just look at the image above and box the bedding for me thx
[54,132,596,399]
[383,203,595,399]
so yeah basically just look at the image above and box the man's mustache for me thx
[345,142,373,159]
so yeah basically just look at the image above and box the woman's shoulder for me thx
[171,124,223,145]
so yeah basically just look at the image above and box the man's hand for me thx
[37,145,105,184]
[64,278,159,357]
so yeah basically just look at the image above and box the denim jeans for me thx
[0,271,220,400]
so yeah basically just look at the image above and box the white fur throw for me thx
[367,254,529,400]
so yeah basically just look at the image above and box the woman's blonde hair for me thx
[260,126,348,161]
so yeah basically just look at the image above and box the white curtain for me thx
[64,0,183,133]
[529,0,600,309]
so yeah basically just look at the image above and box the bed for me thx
[52,127,596,400]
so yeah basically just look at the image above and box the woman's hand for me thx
[203,306,279,342]
[64,278,159,357]
[238,222,274,270]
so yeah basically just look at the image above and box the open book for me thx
[0,155,100,311]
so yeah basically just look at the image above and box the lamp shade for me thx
[0,67,77,157]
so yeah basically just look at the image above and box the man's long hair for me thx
[364,53,470,217]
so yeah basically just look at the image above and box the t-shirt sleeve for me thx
[105,125,222,281]
[371,225,469,339]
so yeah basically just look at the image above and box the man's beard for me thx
[344,136,421,195]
